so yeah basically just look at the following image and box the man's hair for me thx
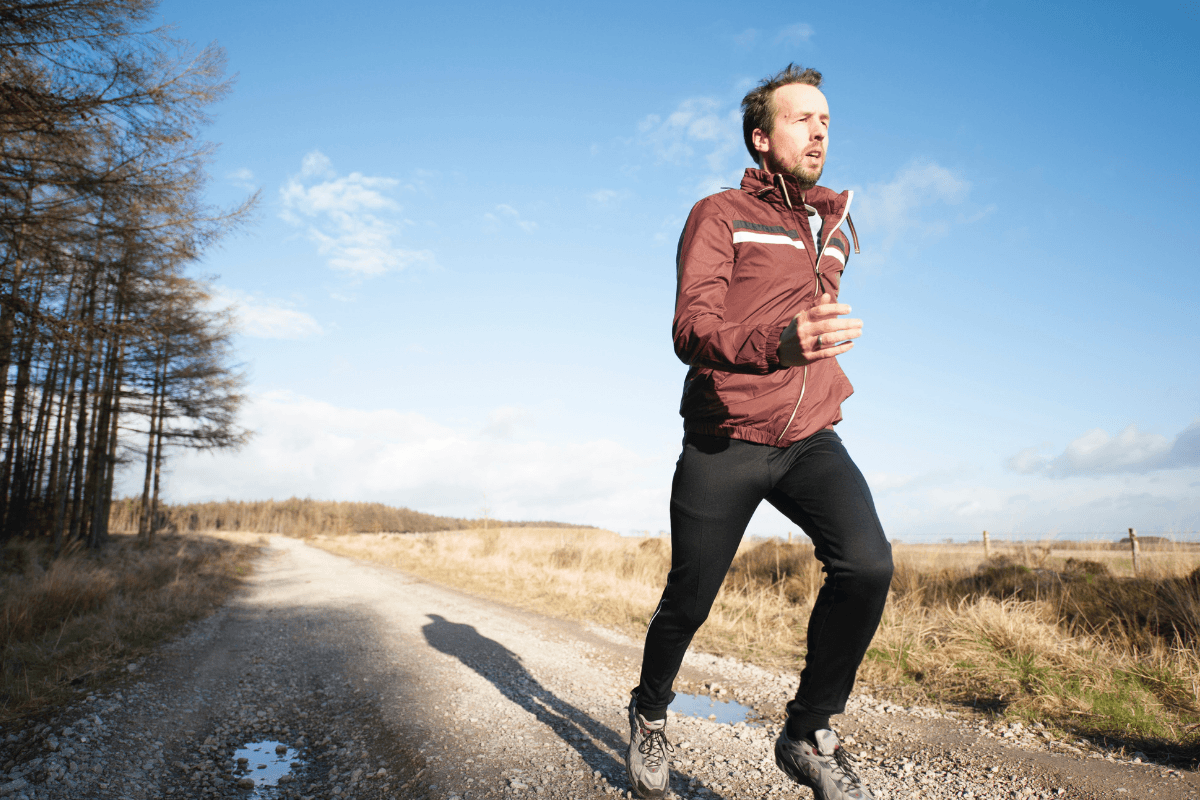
[741,63,823,166]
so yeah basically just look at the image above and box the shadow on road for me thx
[422,614,623,771]
[421,613,710,795]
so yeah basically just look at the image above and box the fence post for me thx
[982,530,991,560]
[1129,527,1140,575]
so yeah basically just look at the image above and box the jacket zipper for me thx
[775,190,855,444]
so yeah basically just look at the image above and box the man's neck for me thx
[758,163,807,203]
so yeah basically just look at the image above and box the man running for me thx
[626,64,893,800]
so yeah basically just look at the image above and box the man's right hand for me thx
[777,293,863,367]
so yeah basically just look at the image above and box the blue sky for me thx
[122,0,1200,541]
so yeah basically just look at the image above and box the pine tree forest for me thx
[0,1,254,550]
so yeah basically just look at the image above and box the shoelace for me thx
[637,726,675,769]
[830,747,864,789]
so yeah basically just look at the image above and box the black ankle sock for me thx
[786,713,830,742]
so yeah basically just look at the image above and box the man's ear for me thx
[751,127,771,158]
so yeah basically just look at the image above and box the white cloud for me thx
[958,204,997,224]
[227,167,256,190]
[1008,421,1200,477]
[280,150,434,275]
[637,97,745,194]
[1005,447,1049,475]
[747,463,1200,540]
[652,213,686,245]
[482,406,528,439]
[210,288,323,339]
[862,472,914,491]
[774,23,815,45]
[589,189,619,204]
[849,160,972,267]
[300,151,334,178]
[120,392,671,532]
[734,28,758,47]
[111,388,1200,540]
[1061,426,1168,473]
[484,203,537,233]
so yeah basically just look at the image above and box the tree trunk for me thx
[89,305,123,550]
[67,282,97,546]
[43,276,81,522]
[2,275,47,536]
[149,358,168,546]
[50,345,80,556]
[28,340,61,513]
[94,350,122,548]
[0,212,31,451]
[138,349,164,543]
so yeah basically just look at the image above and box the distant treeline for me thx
[108,497,591,536]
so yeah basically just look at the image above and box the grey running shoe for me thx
[626,696,672,798]
[775,728,873,800]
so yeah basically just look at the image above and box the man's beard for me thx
[788,162,823,191]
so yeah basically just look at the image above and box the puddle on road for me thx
[669,693,762,726]
[231,740,302,795]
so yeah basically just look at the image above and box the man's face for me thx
[752,83,829,190]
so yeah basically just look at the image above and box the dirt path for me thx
[2,535,1194,800]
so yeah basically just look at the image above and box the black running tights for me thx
[635,430,893,725]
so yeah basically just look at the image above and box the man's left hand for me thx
[777,293,862,367]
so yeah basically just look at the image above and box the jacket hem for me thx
[684,421,844,448]
[683,423,788,448]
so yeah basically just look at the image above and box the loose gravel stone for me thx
[0,536,1193,800]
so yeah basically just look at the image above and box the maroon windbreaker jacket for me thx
[673,168,860,447]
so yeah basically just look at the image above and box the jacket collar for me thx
[739,168,848,218]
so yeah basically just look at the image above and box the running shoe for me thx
[774,728,873,800]
[626,695,673,798]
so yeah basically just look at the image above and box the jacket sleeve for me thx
[671,198,784,374]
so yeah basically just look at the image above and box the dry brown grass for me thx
[316,528,677,632]
[893,540,1200,579]
[0,532,260,722]
[314,529,1200,759]
[313,528,816,666]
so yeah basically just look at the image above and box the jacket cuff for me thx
[765,325,785,372]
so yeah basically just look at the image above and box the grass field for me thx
[6,524,1194,759]
[0,532,261,722]
[314,528,1200,762]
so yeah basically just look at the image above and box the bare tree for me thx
[0,0,256,547]
[126,275,247,545]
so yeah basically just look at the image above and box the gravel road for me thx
[0,535,1195,800]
